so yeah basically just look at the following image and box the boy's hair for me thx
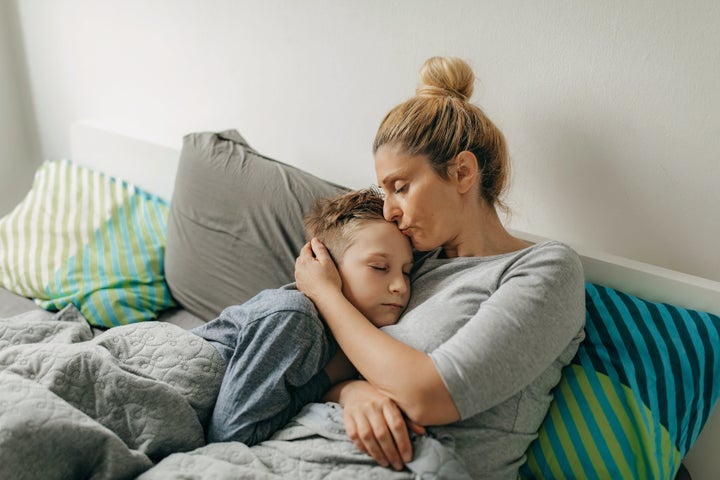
[303,187,386,262]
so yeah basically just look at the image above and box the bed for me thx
[1,121,719,479]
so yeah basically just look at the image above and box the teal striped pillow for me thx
[520,283,720,479]
[0,159,175,327]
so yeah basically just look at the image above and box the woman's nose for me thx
[383,197,400,223]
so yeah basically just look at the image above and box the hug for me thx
[1,56,717,479]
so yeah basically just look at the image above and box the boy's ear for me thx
[453,151,479,194]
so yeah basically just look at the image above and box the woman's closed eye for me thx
[370,265,388,272]
[393,182,407,194]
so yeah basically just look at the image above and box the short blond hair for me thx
[373,56,510,212]
[303,187,386,262]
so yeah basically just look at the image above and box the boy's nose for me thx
[390,275,408,294]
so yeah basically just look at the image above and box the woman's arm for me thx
[296,239,460,426]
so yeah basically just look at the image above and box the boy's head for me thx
[304,188,413,327]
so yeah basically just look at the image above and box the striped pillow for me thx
[520,283,720,479]
[0,160,175,327]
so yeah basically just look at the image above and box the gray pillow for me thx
[165,130,348,321]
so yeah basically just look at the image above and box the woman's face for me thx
[374,145,460,252]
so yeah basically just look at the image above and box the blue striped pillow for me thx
[0,160,176,327]
[521,282,720,479]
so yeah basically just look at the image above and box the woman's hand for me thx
[295,238,342,301]
[330,380,426,471]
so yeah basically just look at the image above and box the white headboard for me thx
[69,121,720,479]
[511,229,720,317]
[70,121,181,202]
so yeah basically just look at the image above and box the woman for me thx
[295,56,586,479]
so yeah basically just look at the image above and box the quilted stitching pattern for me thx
[0,371,154,480]
[93,321,224,425]
[0,305,91,348]
[0,309,226,478]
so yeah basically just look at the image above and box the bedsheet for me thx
[0,305,225,480]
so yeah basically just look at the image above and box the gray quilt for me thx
[140,403,471,480]
[0,305,226,480]
[0,305,468,479]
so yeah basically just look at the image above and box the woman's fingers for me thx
[295,239,343,300]
[407,419,426,436]
[369,419,403,470]
[353,401,408,471]
[343,413,364,452]
[381,401,413,466]
[337,381,414,471]
[346,409,392,468]
[295,242,312,269]
[310,237,332,262]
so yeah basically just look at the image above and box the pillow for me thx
[0,159,176,328]
[520,282,720,479]
[165,130,349,321]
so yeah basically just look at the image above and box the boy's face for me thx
[337,220,413,328]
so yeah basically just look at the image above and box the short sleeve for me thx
[430,242,586,419]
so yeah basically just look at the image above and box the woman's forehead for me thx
[375,148,431,184]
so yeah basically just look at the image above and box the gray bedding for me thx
[141,403,470,480]
[0,304,226,479]
[0,290,466,479]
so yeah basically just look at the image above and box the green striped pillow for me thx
[0,159,175,327]
[520,283,720,479]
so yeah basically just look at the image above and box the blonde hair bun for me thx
[416,56,474,101]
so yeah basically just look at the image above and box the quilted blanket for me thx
[139,402,471,479]
[0,305,225,480]
[0,305,467,479]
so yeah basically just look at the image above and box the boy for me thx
[191,188,413,446]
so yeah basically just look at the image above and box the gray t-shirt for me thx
[381,240,586,479]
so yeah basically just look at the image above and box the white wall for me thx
[10,0,720,282]
[0,0,39,216]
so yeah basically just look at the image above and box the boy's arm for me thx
[205,304,336,446]
[234,348,357,445]
[213,349,356,446]
[226,371,331,446]
[323,348,357,385]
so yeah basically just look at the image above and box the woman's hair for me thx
[303,187,386,262]
[373,56,510,211]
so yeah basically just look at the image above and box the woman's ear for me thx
[453,151,479,194]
